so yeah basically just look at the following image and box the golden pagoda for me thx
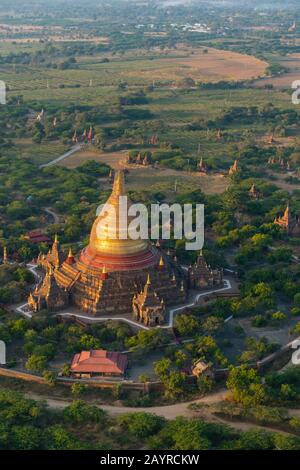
[32,171,187,323]
[30,171,223,325]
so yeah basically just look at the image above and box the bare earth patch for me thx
[122,46,267,83]
[58,149,126,169]
[254,53,300,89]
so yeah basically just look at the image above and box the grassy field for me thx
[1,42,298,174]
[60,147,229,196]
[2,86,294,167]
[4,138,69,165]
[1,45,267,100]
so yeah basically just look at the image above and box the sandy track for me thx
[26,389,294,436]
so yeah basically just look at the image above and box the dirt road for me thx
[26,389,294,436]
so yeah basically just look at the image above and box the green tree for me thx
[226,366,266,406]
[43,371,57,387]
[118,412,166,439]
[11,425,43,450]
[63,400,106,424]
[174,313,199,336]
[25,355,47,373]
[71,383,87,397]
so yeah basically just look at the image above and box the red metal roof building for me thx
[25,230,52,245]
[70,349,128,378]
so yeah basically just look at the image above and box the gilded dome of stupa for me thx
[79,171,159,272]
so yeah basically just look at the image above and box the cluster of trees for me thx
[119,411,300,450]
[0,389,109,450]
[227,365,300,407]
[0,265,34,305]
[0,154,112,259]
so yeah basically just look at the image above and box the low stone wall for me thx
[0,367,46,384]
[0,366,163,392]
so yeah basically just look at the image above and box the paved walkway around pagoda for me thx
[16,263,234,329]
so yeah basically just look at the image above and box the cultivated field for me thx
[254,53,300,89]
[120,46,267,84]
[1,45,267,102]
[1,42,296,182]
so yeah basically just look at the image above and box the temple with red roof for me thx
[70,349,128,378]
[25,230,51,245]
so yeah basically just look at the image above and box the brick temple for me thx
[29,171,223,326]
[274,205,300,236]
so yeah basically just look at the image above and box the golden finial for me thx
[284,204,290,218]
[112,170,125,196]
[146,273,151,285]
[54,234,58,243]
[68,247,73,257]
[159,256,164,267]
[102,265,107,274]
[3,246,7,263]
[48,265,54,276]
[180,280,185,292]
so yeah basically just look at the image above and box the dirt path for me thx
[44,207,60,224]
[25,389,226,418]
[25,389,294,436]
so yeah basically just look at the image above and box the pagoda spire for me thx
[229,160,239,176]
[282,204,291,225]
[3,246,7,264]
[284,204,290,218]
[112,170,125,197]
[66,247,75,265]
[88,126,93,141]
[101,264,108,279]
